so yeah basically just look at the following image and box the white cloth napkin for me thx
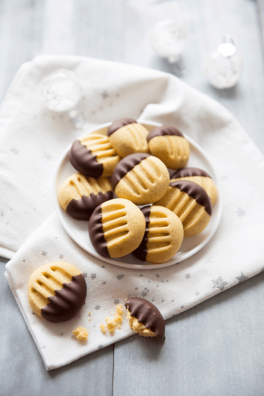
[3,55,264,370]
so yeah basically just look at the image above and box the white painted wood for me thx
[1,0,264,394]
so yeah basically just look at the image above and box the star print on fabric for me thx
[11,148,19,155]
[98,345,103,349]
[185,274,191,279]
[195,292,199,296]
[141,291,148,297]
[114,299,119,304]
[102,281,106,285]
[91,273,96,279]
[41,251,47,257]
[212,277,228,291]
[117,274,124,280]
[101,91,109,100]
[95,305,100,310]
[236,208,245,217]
[236,272,248,283]
[43,153,52,161]
[83,273,87,278]
[156,274,160,277]
[204,257,214,264]
[59,255,64,259]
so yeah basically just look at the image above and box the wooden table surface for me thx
[1,0,264,395]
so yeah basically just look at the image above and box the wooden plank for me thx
[0,0,45,103]
[257,0,264,53]
[113,273,264,396]
[126,0,264,153]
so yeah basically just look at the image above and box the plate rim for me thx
[52,120,223,270]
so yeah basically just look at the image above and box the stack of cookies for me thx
[59,118,218,264]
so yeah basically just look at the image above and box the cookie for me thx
[111,153,170,205]
[133,205,183,264]
[28,262,87,323]
[88,198,145,258]
[72,327,89,341]
[170,167,217,205]
[155,180,212,237]
[69,133,120,177]
[107,118,149,158]
[147,125,190,169]
[125,297,165,343]
[59,172,113,221]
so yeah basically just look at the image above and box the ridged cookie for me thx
[111,153,170,205]
[133,205,183,264]
[147,125,190,169]
[59,172,113,221]
[28,262,86,323]
[107,118,149,158]
[88,198,145,258]
[170,167,217,205]
[125,297,165,343]
[155,180,212,237]
[69,133,120,177]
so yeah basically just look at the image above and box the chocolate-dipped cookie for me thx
[28,262,87,323]
[147,125,190,169]
[69,133,120,177]
[125,297,165,343]
[170,167,217,205]
[111,153,170,205]
[155,180,212,237]
[59,172,113,221]
[107,118,149,158]
[88,198,145,258]
[133,205,183,264]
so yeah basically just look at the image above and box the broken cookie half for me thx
[125,297,165,343]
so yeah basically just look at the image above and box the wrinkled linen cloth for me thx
[2,55,264,370]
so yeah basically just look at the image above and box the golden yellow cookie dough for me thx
[114,155,170,205]
[28,262,82,318]
[59,172,113,216]
[72,326,89,341]
[171,174,217,205]
[108,122,149,158]
[127,310,155,338]
[155,181,212,237]
[133,206,184,264]
[80,133,120,177]
[149,135,190,169]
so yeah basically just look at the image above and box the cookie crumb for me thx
[89,311,91,316]
[89,318,92,322]
[105,317,116,334]
[100,324,106,334]
[72,326,89,341]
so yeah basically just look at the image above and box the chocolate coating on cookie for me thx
[88,204,110,257]
[147,125,184,142]
[111,153,150,190]
[125,297,165,343]
[171,167,212,180]
[132,205,151,262]
[107,118,137,136]
[66,191,113,221]
[41,274,87,323]
[170,180,212,216]
[69,140,103,177]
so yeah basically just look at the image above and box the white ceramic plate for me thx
[53,121,223,269]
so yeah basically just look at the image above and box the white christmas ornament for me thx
[41,69,83,128]
[204,36,243,89]
[149,19,187,63]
